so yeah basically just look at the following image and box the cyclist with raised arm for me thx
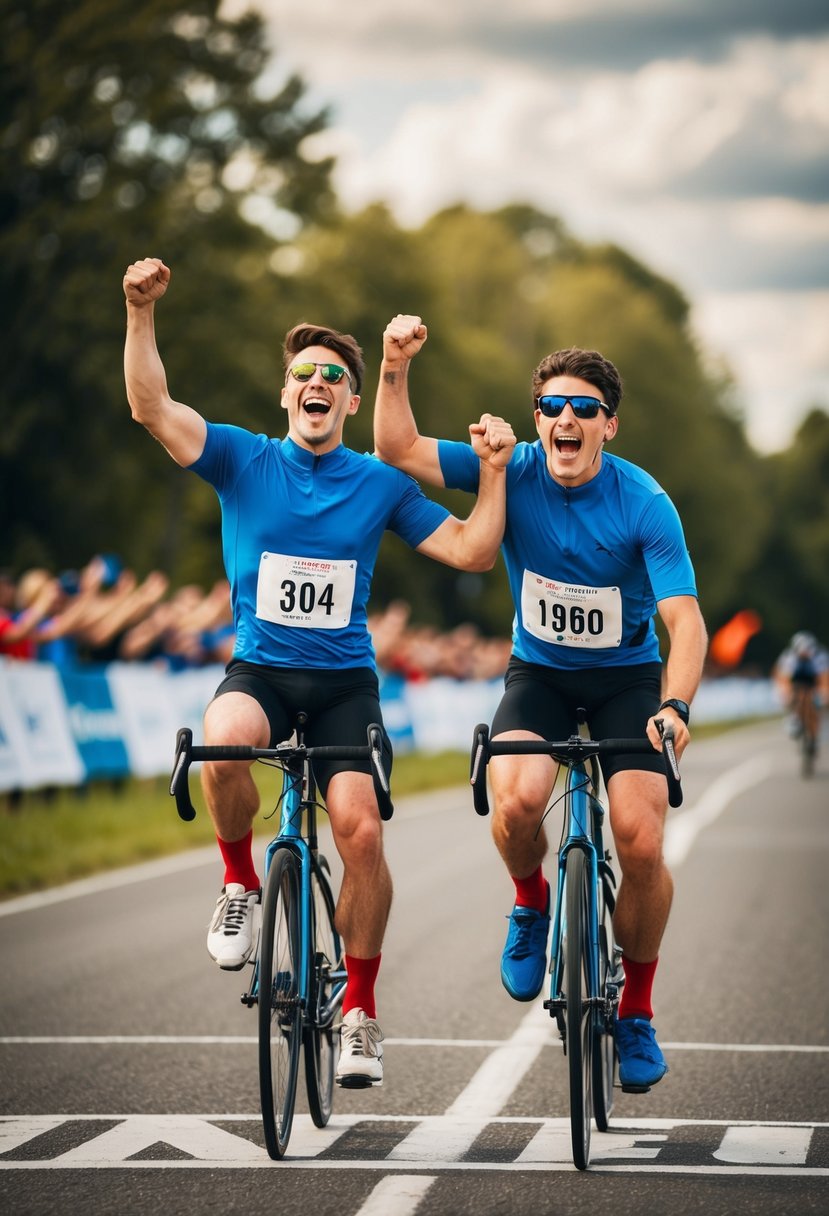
[122,262,515,1088]
[374,316,708,1092]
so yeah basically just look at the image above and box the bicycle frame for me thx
[242,748,347,1021]
[469,717,681,1168]
[546,756,607,1034]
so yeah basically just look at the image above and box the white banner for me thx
[0,659,84,788]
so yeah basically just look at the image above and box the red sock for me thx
[216,830,260,892]
[512,865,548,912]
[343,954,381,1018]
[618,955,658,1021]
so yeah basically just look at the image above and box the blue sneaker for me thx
[500,889,551,1001]
[615,1017,668,1091]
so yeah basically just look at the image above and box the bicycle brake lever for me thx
[655,718,683,808]
[367,724,394,821]
[170,726,197,821]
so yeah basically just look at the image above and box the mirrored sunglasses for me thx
[288,362,352,386]
[536,394,612,419]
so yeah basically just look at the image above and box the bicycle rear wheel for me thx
[592,872,619,1132]
[259,848,302,1159]
[304,859,343,1127]
[801,726,817,778]
[564,847,593,1170]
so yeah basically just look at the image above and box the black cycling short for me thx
[491,657,664,783]
[211,659,391,799]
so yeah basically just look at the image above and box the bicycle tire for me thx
[564,847,593,1170]
[304,860,342,1127]
[259,848,302,1159]
[592,873,619,1132]
[801,727,817,778]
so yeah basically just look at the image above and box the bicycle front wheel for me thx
[592,872,619,1132]
[258,848,302,1159]
[564,847,593,1170]
[304,859,343,1127]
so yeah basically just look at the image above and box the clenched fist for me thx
[123,257,171,307]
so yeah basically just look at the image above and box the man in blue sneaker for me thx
[374,315,708,1092]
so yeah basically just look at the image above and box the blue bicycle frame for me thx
[546,757,609,1029]
[243,749,346,1021]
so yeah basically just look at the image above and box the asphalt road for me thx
[1,718,828,1215]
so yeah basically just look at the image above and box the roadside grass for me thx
[0,719,772,900]
[0,749,469,899]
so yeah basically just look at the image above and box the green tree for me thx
[1,0,334,578]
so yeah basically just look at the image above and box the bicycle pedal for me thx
[336,1075,380,1090]
[619,1082,651,1094]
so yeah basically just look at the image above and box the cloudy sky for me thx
[224,0,829,454]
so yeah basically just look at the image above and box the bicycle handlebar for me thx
[169,723,394,822]
[469,721,683,815]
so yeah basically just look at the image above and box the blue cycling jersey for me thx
[190,424,450,668]
[438,439,697,669]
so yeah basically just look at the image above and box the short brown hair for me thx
[283,323,365,395]
[532,347,623,415]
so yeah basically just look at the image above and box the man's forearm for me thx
[457,461,507,570]
[662,608,708,705]
[124,303,170,427]
[374,358,420,462]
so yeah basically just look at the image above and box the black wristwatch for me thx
[657,698,690,725]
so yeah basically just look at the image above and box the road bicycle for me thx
[789,688,819,778]
[469,713,682,1170]
[169,715,393,1160]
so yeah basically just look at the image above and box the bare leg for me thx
[607,769,673,962]
[325,770,392,958]
[488,735,558,879]
[200,691,270,841]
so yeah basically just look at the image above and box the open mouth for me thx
[303,397,331,417]
[555,434,582,455]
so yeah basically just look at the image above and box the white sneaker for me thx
[335,1008,384,1088]
[206,883,260,970]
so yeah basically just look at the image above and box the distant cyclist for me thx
[375,316,708,1094]
[773,632,828,749]
[122,259,515,1088]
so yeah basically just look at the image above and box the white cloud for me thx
[222,1,829,449]
[693,290,829,453]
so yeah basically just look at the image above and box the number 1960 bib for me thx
[520,569,622,649]
[256,552,356,630]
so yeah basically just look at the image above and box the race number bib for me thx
[256,553,356,630]
[520,569,622,649]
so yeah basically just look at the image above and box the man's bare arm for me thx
[414,416,516,571]
[647,594,708,756]
[373,314,445,485]
[123,258,206,467]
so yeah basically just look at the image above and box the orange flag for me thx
[709,609,763,668]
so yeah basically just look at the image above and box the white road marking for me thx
[2,1035,826,1053]
[518,1125,667,1162]
[354,1174,437,1216]
[0,1117,65,1154]
[388,1005,549,1162]
[57,1115,266,1163]
[663,754,777,867]
[1,1115,827,1175]
[714,1125,813,1165]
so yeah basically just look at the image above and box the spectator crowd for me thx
[0,559,511,681]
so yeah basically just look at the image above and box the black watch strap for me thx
[658,698,690,725]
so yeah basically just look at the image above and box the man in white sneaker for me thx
[123,259,515,1086]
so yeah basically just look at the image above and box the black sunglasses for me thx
[536,394,613,420]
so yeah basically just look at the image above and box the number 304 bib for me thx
[520,569,622,649]
[256,552,356,630]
